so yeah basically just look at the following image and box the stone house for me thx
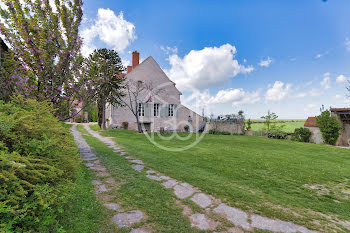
[330,108,350,147]
[304,117,323,144]
[69,100,88,123]
[105,51,204,132]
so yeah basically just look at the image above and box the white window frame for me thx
[153,103,159,117]
[168,104,174,117]
[138,103,144,117]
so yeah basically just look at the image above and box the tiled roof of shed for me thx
[304,117,317,127]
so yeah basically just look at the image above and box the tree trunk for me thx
[102,102,106,130]
[97,100,103,128]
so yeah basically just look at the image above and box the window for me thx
[168,104,174,117]
[138,103,144,117]
[153,103,159,117]
[137,80,143,88]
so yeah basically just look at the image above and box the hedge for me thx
[208,129,231,135]
[0,97,80,232]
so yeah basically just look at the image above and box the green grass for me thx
[59,164,114,232]
[90,125,350,232]
[250,121,305,133]
[76,125,205,233]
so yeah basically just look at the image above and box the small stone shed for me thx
[330,108,350,147]
[304,117,323,144]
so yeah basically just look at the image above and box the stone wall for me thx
[336,123,350,147]
[305,126,323,144]
[207,121,245,135]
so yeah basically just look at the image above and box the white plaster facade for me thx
[305,126,324,144]
[106,55,204,132]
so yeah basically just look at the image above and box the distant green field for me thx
[250,120,305,133]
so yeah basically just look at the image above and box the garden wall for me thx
[208,121,245,134]
[305,126,323,144]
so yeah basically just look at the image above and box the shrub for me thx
[316,110,342,145]
[267,130,288,139]
[184,125,189,132]
[87,102,98,122]
[75,116,83,123]
[0,98,79,232]
[208,129,231,135]
[122,121,129,129]
[291,127,311,142]
[246,119,252,130]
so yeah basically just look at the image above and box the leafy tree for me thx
[261,110,278,133]
[0,0,85,118]
[0,50,25,102]
[246,119,252,130]
[291,127,311,142]
[316,110,342,145]
[84,48,125,130]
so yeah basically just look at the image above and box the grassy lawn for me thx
[250,121,305,133]
[59,164,114,232]
[76,125,202,233]
[90,125,350,232]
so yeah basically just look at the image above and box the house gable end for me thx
[126,56,182,96]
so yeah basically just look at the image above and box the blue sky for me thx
[81,0,350,119]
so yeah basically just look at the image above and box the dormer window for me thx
[137,80,143,88]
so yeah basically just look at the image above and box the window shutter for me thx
[174,104,178,117]
[160,104,163,117]
[165,104,169,117]
[150,103,153,116]
[145,103,149,117]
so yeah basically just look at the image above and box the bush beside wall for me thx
[208,129,231,135]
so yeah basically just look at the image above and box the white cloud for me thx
[165,44,253,91]
[207,88,261,106]
[160,46,178,55]
[295,92,307,98]
[304,104,319,116]
[334,94,342,99]
[182,88,260,112]
[314,51,328,59]
[309,88,323,97]
[346,38,350,52]
[258,57,273,67]
[336,74,347,83]
[81,9,136,56]
[265,81,291,101]
[320,72,331,89]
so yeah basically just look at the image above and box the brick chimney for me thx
[127,66,132,73]
[132,51,139,69]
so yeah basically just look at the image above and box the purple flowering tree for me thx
[0,0,86,119]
